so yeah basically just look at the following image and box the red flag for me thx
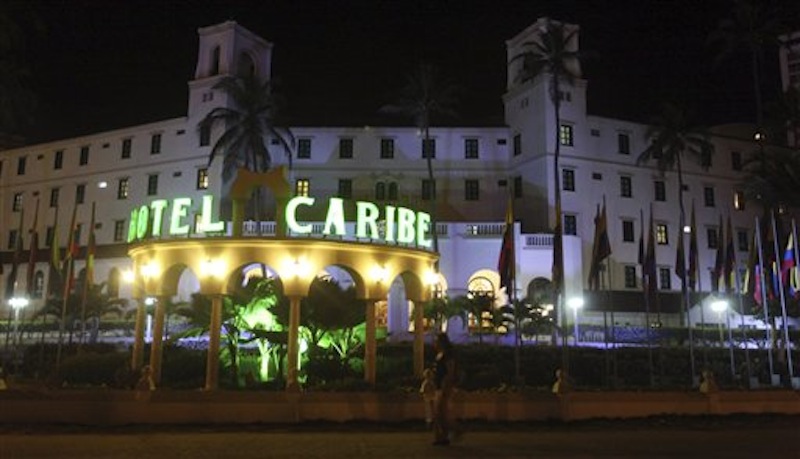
[26,199,40,297]
[497,195,515,297]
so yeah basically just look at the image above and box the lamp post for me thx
[710,297,736,381]
[9,297,29,347]
[567,297,584,345]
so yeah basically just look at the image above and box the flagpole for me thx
[770,211,795,384]
[679,217,696,387]
[723,214,736,382]
[56,202,78,371]
[734,259,751,386]
[640,208,654,387]
[79,202,96,348]
[755,216,775,382]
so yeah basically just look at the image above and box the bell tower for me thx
[187,21,273,120]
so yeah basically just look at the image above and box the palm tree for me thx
[37,282,126,345]
[381,63,459,259]
[741,147,800,209]
[707,0,787,130]
[199,73,294,220]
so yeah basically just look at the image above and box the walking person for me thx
[432,332,457,446]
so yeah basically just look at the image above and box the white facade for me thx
[0,19,773,329]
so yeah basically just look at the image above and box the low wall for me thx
[1,389,798,425]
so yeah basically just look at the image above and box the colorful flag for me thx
[688,203,699,291]
[552,199,563,294]
[5,208,25,299]
[711,215,724,292]
[781,233,795,291]
[26,199,40,297]
[724,215,736,293]
[588,200,611,290]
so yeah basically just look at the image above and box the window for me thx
[590,129,600,137]
[737,229,749,252]
[422,138,436,159]
[12,192,22,211]
[147,174,159,196]
[559,124,574,146]
[564,214,577,236]
[113,220,126,242]
[196,168,209,190]
[117,177,130,200]
[422,179,435,201]
[731,151,742,171]
[339,138,354,159]
[295,178,310,197]
[513,134,521,156]
[297,138,311,159]
[617,133,630,155]
[199,126,211,147]
[654,180,666,201]
[622,220,635,242]
[592,172,603,180]
[8,229,18,249]
[624,266,637,288]
[659,267,671,290]
[121,138,132,159]
[707,227,719,249]
[701,147,712,168]
[733,190,745,210]
[562,169,575,191]
[50,188,60,208]
[380,138,394,159]
[656,223,669,245]
[375,182,386,201]
[464,138,479,159]
[338,179,352,199]
[704,186,715,207]
[465,179,480,201]
[54,150,64,169]
[620,176,632,198]
[33,271,45,299]
[388,182,398,200]
[79,146,90,165]
[75,184,85,204]
[150,133,162,154]
[17,157,26,175]
[513,176,522,198]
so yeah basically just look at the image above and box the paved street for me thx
[2,417,798,458]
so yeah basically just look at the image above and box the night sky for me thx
[11,0,800,144]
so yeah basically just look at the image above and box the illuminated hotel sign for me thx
[127,195,432,249]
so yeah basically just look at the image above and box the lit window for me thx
[656,223,669,245]
[196,168,209,190]
[559,124,574,146]
[295,178,310,197]
[733,190,745,210]
[562,168,575,191]
[80,146,90,165]
[150,133,162,154]
[117,177,130,200]
[464,138,479,159]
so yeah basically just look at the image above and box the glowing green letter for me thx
[286,196,314,234]
[356,201,380,239]
[136,205,150,240]
[416,211,432,248]
[397,207,416,244]
[323,197,346,236]
[170,197,192,235]
[149,199,168,237]
[198,195,224,233]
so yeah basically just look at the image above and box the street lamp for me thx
[568,297,584,345]
[9,297,29,347]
